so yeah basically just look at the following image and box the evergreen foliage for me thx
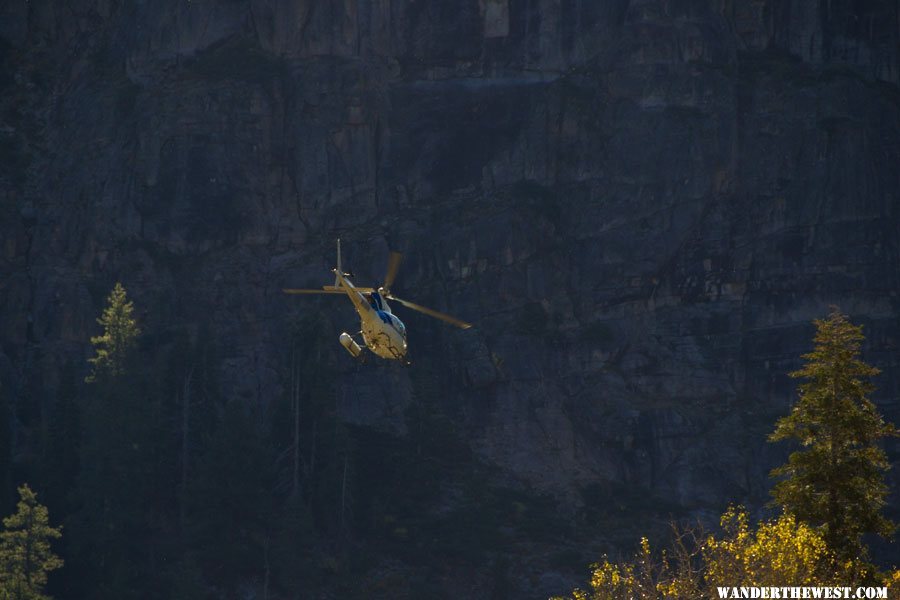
[769,309,898,562]
[69,282,167,599]
[86,283,140,382]
[0,484,63,600]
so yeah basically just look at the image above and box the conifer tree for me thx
[71,282,161,598]
[769,309,898,562]
[0,484,63,600]
[86,282,140,382]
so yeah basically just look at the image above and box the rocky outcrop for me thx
[1,0,899,584]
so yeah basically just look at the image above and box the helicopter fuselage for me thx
[283,239,469,363]
[334,270,408,360]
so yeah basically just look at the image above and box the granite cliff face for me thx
[1,0,899,593]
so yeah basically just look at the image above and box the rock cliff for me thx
[1,0,899,595]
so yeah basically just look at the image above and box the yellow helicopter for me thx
[283,240,471,363]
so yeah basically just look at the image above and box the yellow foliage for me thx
[555,506,896,600]
[586,558,636,600]
[704,506,831,587]
[884,569,900,596]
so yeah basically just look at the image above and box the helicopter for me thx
[283,239,472,364]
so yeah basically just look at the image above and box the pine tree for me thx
[0,484,63,600]
[86,282,140,382]
[769,309,898,562]
[71,281,164,598]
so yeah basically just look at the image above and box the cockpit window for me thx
[370,292,384,311]
[392,315,407,337]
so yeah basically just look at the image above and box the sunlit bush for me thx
[553,506,895,600]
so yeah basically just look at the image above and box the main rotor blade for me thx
[323,285,375,293]
[282,288,348,295]
[284,286,376,295]
[386,294,472,329]
[383,251,403,291]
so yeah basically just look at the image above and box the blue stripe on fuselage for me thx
[371,292,384,311]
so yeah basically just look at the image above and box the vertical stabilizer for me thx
[334,239,342,286]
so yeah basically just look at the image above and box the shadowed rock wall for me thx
[1,0,899,566]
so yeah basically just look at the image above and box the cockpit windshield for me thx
[391,315,407,338]
[369,292,382,311]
